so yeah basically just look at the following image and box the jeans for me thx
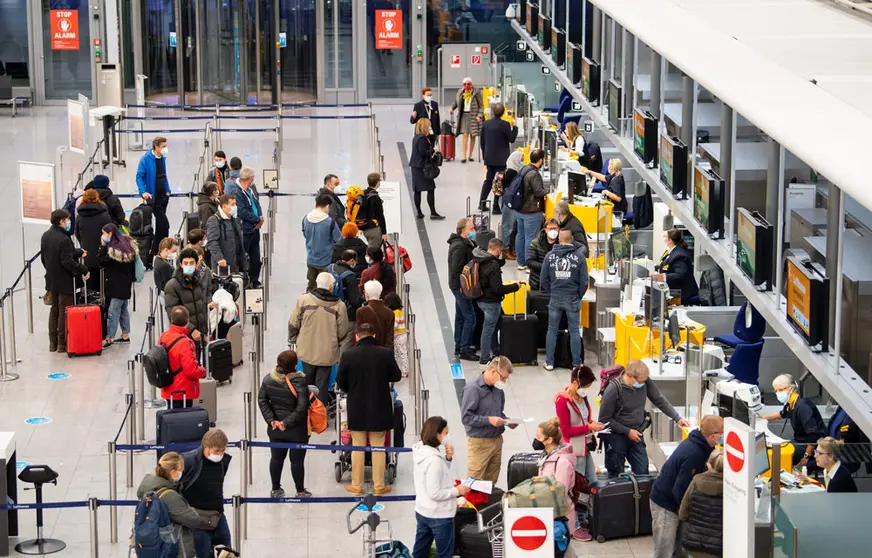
[477,301,502,361]
[500,207,516,248]
[193,513,231,558]
[412,513,455,558]
[151,194,170,258]
[48,292,74,347]
[451,289,477,354]
[269,446,307,492]
[243,231,262,286]
[545,298,582,367]
[480,165,505,206]
[515,212,543,266]
[106,298,130,339]
[575,451,598,488]
[650,501,681,558]
[302,362,333,405]
[604,433,649,477]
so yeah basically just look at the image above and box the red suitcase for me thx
[66,280,103,357]
[439,134,456,161]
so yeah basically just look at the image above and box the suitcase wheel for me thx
[386,463,396,484]
[596,535,606,543]
[334,462,343,483]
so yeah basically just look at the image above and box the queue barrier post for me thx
[189,190,195,214]
[262,265,270,326]
[415,348,424,433]
[240,439,249,538]
[256,315,265,362]
[181,210,190,243]
[243,392,254,487]
[402,284,410,327]
[125,392,135,488]
[25,259,33,334]
[6,288,18,366]
[108,441,118,543]
[391,233,402,294]
[421,388,430,423]
[135,354,146,440]
[89,497,100,557]
[232,495,242,548]
[249,352,258,440]
[0,298,17,382]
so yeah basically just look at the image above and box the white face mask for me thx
[547,229,559,240]
[172,470,183,482]
[424,95,432,103]
[229,205,238,218]
[160,146,169,157]
[577,388,588,398]
[215,160,225,169]
[206,453,224,463]
[494,380,506,390]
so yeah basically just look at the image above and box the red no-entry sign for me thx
[511,515,548,551]
[726,431,745,473]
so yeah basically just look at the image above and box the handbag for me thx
[134,255,146,283]
[384,240,412,272]
[43,291,54,306]
[491,171,505,196]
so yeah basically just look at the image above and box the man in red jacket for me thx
[159,306,207,408]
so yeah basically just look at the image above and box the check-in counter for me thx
[612,310,707,367]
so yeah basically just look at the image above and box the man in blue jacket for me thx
[650,415,723,558]
[303,194,343,291]
[541,230,589,370]
[234,168,264,288]
[136,136,171,259]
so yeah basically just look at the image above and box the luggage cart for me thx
[347,494,394,558]
[475,502,505,558]
[331,391,398,484]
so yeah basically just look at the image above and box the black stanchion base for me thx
[15,538,66,555]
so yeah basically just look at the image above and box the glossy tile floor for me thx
[0,106,653,557]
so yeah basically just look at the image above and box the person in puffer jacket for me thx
[412,416,471,558]
[535,418,582,540]
[678,448,724,558]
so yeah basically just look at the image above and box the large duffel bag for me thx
[504,475,571,519]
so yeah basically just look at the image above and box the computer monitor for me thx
[607,79,622,132]
[568,171,588,199]
[668,311,681,349]
[755,432,770,477]
[736,208,774,290]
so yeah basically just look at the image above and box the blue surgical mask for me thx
[632,382,645,389]
[717,435,725,446]
[182,265,195,276]
[102,236,111,245]
[469,231,477,240]
[424,95,433,103]
[776,391,790,404]
[63,221,71,232]
[229,206,238,218]
[365,256,373,265]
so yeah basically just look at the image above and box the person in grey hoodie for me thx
[541,230,590,370]
[411,416,471,558]
[303,193,343,291]
[599,360,691,477]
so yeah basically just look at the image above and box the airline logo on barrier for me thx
[375,10,403,49]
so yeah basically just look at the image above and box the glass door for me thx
[199,0,246,104]
[364,0,414,100]
[322,0,356,103]
[142,0,178,103]
[41,0,92,101]
[276,0,317,103]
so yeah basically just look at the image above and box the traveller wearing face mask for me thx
[205,195,248,274]
[136,136,172,260]
[154,237,180,294]
[136,451,220,558]
[197,181,220,228]
[449,77,484,163]
[534,418,580,540]
[599,360,691,477]
[460,356,517,483]
[447,217,479,361]
[358,245,397,297]
[410,86,441,143]
[554,366,605,495]
[41,209,90,353]
[209,150,229,194]
[411,416,469,558]
[526,219,561,290]
[97,223,139,347]
[541,230,590,370]
[180,429,234,556]
[759,374,826,466]
[650,415,724,558]
[164,249,211,348]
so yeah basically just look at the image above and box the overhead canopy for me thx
[591,0,872,213]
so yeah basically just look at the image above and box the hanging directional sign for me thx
[571,101,582,111]
[540,66,551,75]
[554,81,561,92]
[525,51,534,62]
[516,40,527,51]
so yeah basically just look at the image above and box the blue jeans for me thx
[452,289,477,353]
[106,298,130,339]
[194,513,231,557]
[604,433,648,477]
[545,298,582,367]
[412,513,455,558]
[478,301,502,361]
[515,212,543,266]
[501,207,516,247]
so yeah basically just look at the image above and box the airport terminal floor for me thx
[0,106,652,557]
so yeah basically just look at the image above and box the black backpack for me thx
[129,202,154,237]
[143,335,187,388]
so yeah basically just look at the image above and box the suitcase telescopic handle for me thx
[167,390,187,404]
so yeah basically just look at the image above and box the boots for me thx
[503,248,516,261]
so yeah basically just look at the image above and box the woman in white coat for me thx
[411,416,471,558]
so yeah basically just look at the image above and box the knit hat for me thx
[94,175,110,189]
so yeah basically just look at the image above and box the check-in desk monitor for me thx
[785,255,829,351]
[736,208,773,290]
[582,57,600,105]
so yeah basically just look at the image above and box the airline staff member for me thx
[760,374,826,467]
[584,158,627,215]
[650,228,699,305]
[410,87,440,143]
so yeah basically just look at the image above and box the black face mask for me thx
[532,439,546,452]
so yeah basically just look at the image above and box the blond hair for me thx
[610,158,623,173]
[564,121,581,143]
[154,452,183,480]
[539,417,561,443]
[816,436,845,461]
[415,117,432,136]
[625,360,649,380]
[707,448,724,472]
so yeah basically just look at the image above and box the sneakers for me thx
[115,337,131,343]
[458,351,480,362]
[295,489,312,498]
[572,527,593,541]
[544,364,555,371]
[517,265,528,271]
[430,214,446,220]
[344,485,364,496]
[373,486,393,495]
[270,488,285,499]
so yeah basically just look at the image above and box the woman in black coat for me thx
[85,175,126,226]
[410,118,445,221]
[97,223,138,346]
[76,189,112,290]
[258,350,311,499]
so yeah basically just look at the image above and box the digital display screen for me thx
[736,210,757,280]
[660,135,673,189]
[608,80,621,131]
[582,58,591,99]
[786,259,812,336]
[693,166,710,230]
[634,110,645,159]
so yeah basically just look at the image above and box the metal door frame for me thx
[319,0,360,103]
[29,1,97,104]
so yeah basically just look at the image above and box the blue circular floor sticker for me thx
[25,417,52,425]
[356,503,384,513]
[47,373,70,380]
[16,461,30,471]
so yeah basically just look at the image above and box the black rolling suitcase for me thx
[207,338,234,383]
[454,487,504,555]
[507,452,540,490]
[527,290,571,349]
[499,292,538,366]
[392,399,406,447]
[155,392,210,459]
[589,473,654,542]
[458,524,492,558]
[471,302,484,352]
[554,330,574,368]
[467,197,495,249]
